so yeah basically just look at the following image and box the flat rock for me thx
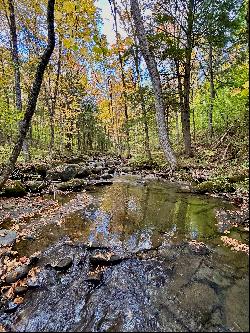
[5,265,30,284]
[101,173,113,180]
[0,229,17,247]
[25,180,46,193]
[14,286,28,295]
[53,257,73,271]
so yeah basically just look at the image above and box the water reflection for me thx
[76,179,233,252]
[14,177,234,257]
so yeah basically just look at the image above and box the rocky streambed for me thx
[0,174,249,332]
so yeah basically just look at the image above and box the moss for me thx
[227,174,248,183]
[2,180,27,197]
[56,178,87,191]
[194,180,236,194]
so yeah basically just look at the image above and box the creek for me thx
[0,175,249,332]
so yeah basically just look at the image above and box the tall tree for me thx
[109,0,131,158]
[0,0,55,189]
[130,0,177,168]
[7,0,30,161]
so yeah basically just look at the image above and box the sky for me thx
[96,0,116,44]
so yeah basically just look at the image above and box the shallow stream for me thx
[1,175,249,332]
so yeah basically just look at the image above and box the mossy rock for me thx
[227,174,248,183]
[26,180,47,193]
[33,163,48,177]
[56,178,87,191]
[2,180,27,197]
[194,180,236,194]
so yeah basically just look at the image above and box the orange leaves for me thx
[221,235,249,255]
[13,296,24,304]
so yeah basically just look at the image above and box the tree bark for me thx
[50,37,62,150]
[109,0,131,158]
[133,45,152,163]
[8,0,30,161]
[0,0,55,189]
[182,0,193,157]
[208,42,215,139]
[130,0,176,168]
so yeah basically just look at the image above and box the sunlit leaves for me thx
[62,1,75,13]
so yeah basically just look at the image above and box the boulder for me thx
[25,180,47,193]
[56,178,87,191]
[101,173,113,180]
[47,164,80,181]
[2,180,27,197]
[14,286,28,295]
[33,163,48,177]
[89,252,123,265]
[76,166,91,178]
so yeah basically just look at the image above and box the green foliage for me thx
[192,61,248,132]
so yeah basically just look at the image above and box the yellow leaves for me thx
[55,11,63,21]
[243,81,249,89]
[63,38,74,49]
[97,99,112,123]
[93,45,103,56]
[80,75,88,87]
[63,1,76,13]
[79,47,88,56]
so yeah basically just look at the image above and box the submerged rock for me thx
[0,230,17,247]
[5,265,30,284]
[14,286,28,295]
[86,271,103,283]
[52,257,73,271]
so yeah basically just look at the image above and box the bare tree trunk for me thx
[109,0,130,158]
[8,0,30,162]
[175,110,180,144]
[50,37,62,150]
[130,0,176,168]
[208,42,215,139]
[133,46,152,163]
[182,0,193,157]
[0,0,55,189]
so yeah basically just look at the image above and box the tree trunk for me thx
[130,0,176,168]
[8,0,30,161]
[182,0,193,157]
[0,0,56,189]
[133,45,152,163]
[109,0,130,158]
[50,37,62,150]
[208,42,215,139]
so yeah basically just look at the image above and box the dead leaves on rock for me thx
[220,236,249,255]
